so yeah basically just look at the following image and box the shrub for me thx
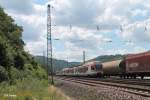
[34,66,47,80]
[0,66,8,82]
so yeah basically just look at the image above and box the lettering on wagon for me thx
[129,62,139,68]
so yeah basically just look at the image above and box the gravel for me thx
[55,78,150,100]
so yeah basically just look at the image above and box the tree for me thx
[14,53,25,70]
[0,6,47,82]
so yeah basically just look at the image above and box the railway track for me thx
[56,76,150,97]
[101,79,150,87]
[76,77,150,87]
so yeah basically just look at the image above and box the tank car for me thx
[102,60,122,77]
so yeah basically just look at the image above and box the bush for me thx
[14,53,25,70]
[9,67,21,84]
[34,66,47,80]
[0,36,14,68]
[0,66,8,82]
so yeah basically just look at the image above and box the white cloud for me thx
[4,2,46,42]
[120,19,150,42]
[24,40,45,56]
[52,26,111,51]
[1,0,150,61]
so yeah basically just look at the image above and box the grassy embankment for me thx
[0,79,72,100]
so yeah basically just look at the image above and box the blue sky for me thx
[0,0,150,61]
[33,0,48,5]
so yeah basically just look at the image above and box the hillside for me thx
[35,56,81,72]
[90,54,124,63]
[0,7,46,83]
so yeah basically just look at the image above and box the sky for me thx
[0,0,150,62]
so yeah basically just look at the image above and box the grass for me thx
[0,78,72,100]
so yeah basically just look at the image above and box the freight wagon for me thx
[123,51,150,79]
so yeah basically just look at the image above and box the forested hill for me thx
[35,56,81,72]
[0,7,46,83]
[90,54,124,63]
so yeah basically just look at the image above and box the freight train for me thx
[58,51,150,79]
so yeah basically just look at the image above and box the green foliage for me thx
[14,52,25,70]
[0,66,8,82]
[0,6,46,83]
[10,67,23,79]
[0,36,14,68]
[34,66,47,79]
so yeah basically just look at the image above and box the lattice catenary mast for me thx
[47,4,54,84]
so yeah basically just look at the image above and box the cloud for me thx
[8,15,45,43]
[120,19,150,42]
[52,26,111,50]
[52,0,104,26]
[0,0,34,14]
[1,0,150,61]
[24,40,45,56]
[4,2,46,42]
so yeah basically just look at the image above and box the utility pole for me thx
[47,4,54,85]
[83,50,85,64]
[43,50,45,67]
[67,56,69,67]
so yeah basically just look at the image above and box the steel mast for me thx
[47,4,54,85]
